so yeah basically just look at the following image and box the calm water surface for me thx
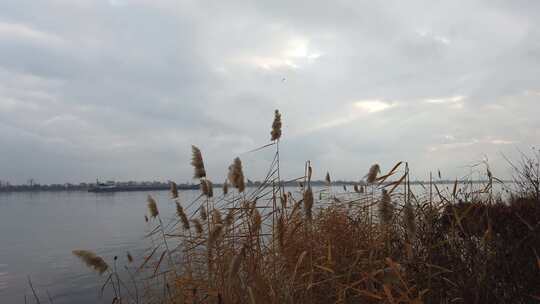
[0,190,201,304]
[0,183,507,303]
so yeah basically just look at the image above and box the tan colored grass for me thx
[147,195,159,218]
[72,250,109,275]
[191,145,206,179]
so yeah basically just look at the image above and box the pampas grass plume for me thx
[228,157,245,192]
[72,250,109,275]
[367,164,381,184]
[270,109,282,141]
[147,195,159,218]
[191,145,206,179]
[176,202,190,230]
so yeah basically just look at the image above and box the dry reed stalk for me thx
[367,164,381,184]
[191,219,203,235]
[304,186,314,221]
[147,195,159,218]
[72,250,109,274]
[379,189,394,225]
[270,109,282,141]
[228,245,245,281]
[277,214,285,250]
[228,157,245,192]
[176,202,190,230]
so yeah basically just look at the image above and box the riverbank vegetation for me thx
[71,110,540,304]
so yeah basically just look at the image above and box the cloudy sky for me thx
[0,0,539,184]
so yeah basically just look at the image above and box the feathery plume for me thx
[176,202,190,230]
[191,145,206,179]
[325,172,331,186]
[147,195,159,218]
[212,208,223,225]
[208,224,224,247]
[379,189,394,225]
[270,109,282,141]
[228,157,245,192]
[367,164,381,184]
[277,214,285,250]
[252,207,262,234]
[404,202,416,239]
[191,219,203,235]
[225,208,235,227]
[127,252,133,263]
[72,250,109,275]
[303,186,314,221]
[170,181,178,199]
[223,180,228,196]
[200,179,213,198]
[228,245,246,281]
[200,205,208,221]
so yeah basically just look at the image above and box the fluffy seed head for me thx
[367,164,381,183]
[225,208,235,227]
[200,179,213,197]
[379,189,394,225]
[228,157,245,192]
[147,195,159,218]
[325,172,331,186]
[72,250,109,275]
[170,181,178,199]
[200,205,208,221]
[127,252,133,263]
[191,219,203,235]
[270,109,282,141]
[404,202,416,239]
[208,224,224,247]
[176,202,190,230]
[191,145,206,179]
[228,245,246,281]
[212,208,223,225]
[223,180,228,196]
[252,207,262,234]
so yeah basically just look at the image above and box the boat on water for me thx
[88,180,198,193]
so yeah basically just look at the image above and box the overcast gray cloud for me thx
[0,0,538,184]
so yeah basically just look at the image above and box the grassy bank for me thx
[71,110,540,304]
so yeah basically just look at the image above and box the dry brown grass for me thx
[75,111,540,304]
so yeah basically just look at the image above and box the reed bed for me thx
[72,112,540,304]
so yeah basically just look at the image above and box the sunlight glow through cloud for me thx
[246,37,322,70]
[353,100,395,113]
